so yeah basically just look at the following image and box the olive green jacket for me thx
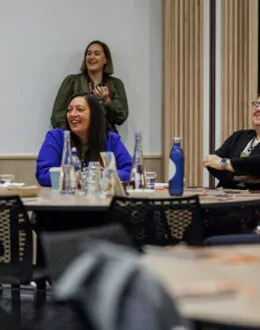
[50,73,129,132]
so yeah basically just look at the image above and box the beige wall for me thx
[0,155,163,185]
[163,0,259,186]
[2,0,259,188]
[0,156,38,185]
[221,0,258,140]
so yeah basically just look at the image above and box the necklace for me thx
[81,153,85,169]
[247,137,260,153]
[80,145,89,169]
[88,79,104,92]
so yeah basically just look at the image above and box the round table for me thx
[128,188,260,209]
[127,188,260,237]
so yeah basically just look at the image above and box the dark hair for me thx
[80,40,114,75]
[65,92,106,164]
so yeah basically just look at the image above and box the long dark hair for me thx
[65,92,106,165]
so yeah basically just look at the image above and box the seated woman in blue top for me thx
[36,92,132,187]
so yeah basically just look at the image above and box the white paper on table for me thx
[100,152,126,196]
[0,182,25,188]
[155,183,168,188]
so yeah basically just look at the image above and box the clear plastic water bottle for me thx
[168,137,184,196]
[71,147,81,187]
[131,130,146,189]
[86,161,101,196]
[59,130,76,194]
[72,147,81,172]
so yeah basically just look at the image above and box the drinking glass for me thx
[0,174,15,185]
[81,162,101,197]
[145,171,157,190]
[78,167,88,195]
[49,167,61,189]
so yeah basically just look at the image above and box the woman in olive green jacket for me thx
[51,40,129,132]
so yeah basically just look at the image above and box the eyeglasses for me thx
[252,101,260,109]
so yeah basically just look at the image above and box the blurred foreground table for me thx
[141,245,260,328]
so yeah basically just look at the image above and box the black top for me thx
[207,129,260,190]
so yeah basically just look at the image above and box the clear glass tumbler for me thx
[145,171,157,189]
[85,162,101,197]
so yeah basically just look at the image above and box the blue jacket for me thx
[36,129,132,187]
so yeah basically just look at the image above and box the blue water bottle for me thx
[168,137,184,196]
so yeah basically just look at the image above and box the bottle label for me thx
[168,159,177,180]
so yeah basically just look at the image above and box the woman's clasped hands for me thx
[93,85,110,105]
[202,154,222,170]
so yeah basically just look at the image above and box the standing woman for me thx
[51,40,129,132]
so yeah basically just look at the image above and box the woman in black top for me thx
[203,98,260,190]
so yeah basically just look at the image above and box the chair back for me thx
[53,242,192,330]
[0,195,33,283]
[106,195,204,248]
[42,224,135,281]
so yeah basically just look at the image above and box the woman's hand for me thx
[93,86,110,105]
[202,154,222,169]
[203,155,234,172]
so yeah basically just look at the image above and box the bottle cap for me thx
[135,130,142,136]
[71,147,77,153]
[173,137,181,143]
[64,130,71,137]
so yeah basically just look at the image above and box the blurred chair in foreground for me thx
[41,223,135,282]
[40,241,192,330]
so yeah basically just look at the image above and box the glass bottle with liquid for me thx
[59,130,76,194]
[72,147,81,189]
[131,130,146,189]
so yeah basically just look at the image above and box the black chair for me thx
[0,195,47,321]
[204,234,260,246]
[106,195,204,248]
[41,223,135,282]
[0,195,33,283]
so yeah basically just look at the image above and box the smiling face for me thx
[67,96,91,142]
[85,43,107,74]
[252,97,260,127]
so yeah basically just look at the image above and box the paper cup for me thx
[49,167,61,189]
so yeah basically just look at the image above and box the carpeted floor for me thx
[0,285,51,330]
[0,284,85,330]
[0,285,255,330]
